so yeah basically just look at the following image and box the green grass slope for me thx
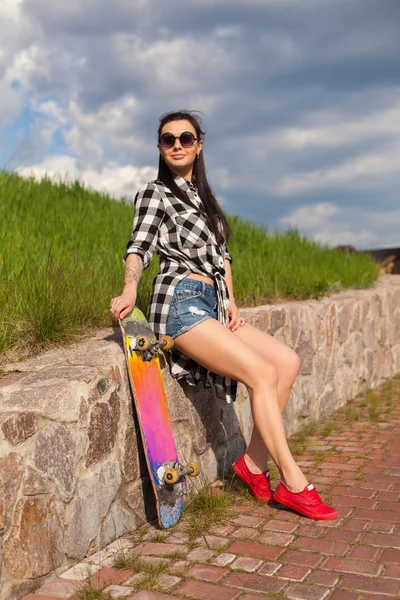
[0,171,379,359]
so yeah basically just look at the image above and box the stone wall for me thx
[1,274,400,599]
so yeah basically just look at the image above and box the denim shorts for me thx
[166,278,218,339]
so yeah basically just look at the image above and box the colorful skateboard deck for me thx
[120,307,192,529]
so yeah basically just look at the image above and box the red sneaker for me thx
[274,482,339,520]
[232,455,274,502]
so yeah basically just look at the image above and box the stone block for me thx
[188,386,220,455]
[67,461,121,559]
[363,348,376,385]
[86,391,121,467]
[316,385,335,420]
[343,332,364,377]
[313,350,328,396]
[0,578,44,600]
[1,411,38,445]
[269,306,286,332]
[233,385,253,444]
[172,426,193,468]
[119,423,140,482]
[363,319,379,351]
[287,307,300,345]
[295,330,314,376]
[257,309,270,332]
[361,297,370,322]
[5,336,122,373]
[332,366,356,405]
[33,423,82,502]
[297,376,319,420]
[349,302,361,332]
[273,326,287,344]
[122,479,147,521]
[88,376,112,402]
[326,303,337,356]
[100,500,140,547]
[164,376,192,424]
[0,451,23,532]
[78,397,90,427]
[337,303,352,343]
[218,402,241,444]
[22,465,52,495]
[198,446,218,482]
[3,495,63,579]
[375,345,393,381]
[379,315,389,346]
[23,365,98,385]
[3,381,83,422]
[391,344,400,372]
[215,433,246,479]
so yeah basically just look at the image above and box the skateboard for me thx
[120,306,199,529]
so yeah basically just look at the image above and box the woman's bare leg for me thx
[233,323,300,476]
[173,318,308,492]
[234,324,300,414]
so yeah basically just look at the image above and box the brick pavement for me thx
[22,378,400,600]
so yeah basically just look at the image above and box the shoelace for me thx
[302,485,321,506]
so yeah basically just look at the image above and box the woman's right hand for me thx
[110,291,136,321]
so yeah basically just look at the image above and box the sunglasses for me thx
[159,131,198,149]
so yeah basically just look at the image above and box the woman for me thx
[110,110,338,520]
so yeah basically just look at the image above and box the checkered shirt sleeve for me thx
[224,247,233,264]
[124,183,164,270]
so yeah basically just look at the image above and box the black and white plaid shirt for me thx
[124,176,237,403]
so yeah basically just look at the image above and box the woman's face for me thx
[158,119,203,177]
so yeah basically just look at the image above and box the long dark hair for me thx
[157,110,231,246]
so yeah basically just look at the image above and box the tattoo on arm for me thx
[124,254,144,285]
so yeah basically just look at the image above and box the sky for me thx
[1,0,399,250]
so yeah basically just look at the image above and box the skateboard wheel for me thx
[136,335,151,350]
[160,335,174,351]
[164,468,179,484]
[187,463,200,477]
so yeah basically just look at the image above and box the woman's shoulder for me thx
[136,179,175,196]
[134,179,168,202]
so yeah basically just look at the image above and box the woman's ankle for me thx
[280,466,309,492]
[244,453,268,475]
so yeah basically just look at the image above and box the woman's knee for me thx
[285,349,301,381]
[247,359,279,392]
[275,347,300,386]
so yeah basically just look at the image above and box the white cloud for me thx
[17,156,156,199]
[275,147,400,196]
[280,202,339,229]
[270,99,400,151]
[280,202,400,249]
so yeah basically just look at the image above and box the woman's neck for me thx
[171,166,193,182]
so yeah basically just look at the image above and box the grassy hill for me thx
[0,171,379,360]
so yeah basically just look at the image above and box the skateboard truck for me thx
[157,461,200,485]
[130,335,174,361]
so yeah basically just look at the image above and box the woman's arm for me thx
[110,183,163,320]
[123,183,164,269]
[224,258,235,303]
[224,256,245,331]
[110,253,143,320]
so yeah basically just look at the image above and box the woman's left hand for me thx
[226,301,246,332]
